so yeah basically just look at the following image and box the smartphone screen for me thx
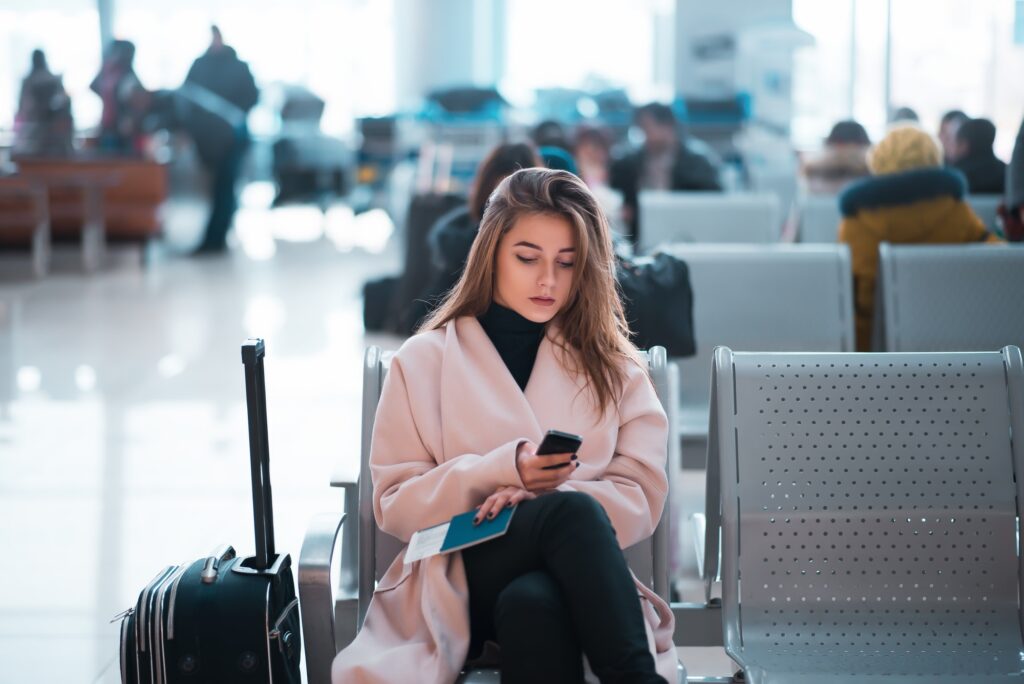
[536,429,583,456]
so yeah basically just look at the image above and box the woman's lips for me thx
[530,297,555,307]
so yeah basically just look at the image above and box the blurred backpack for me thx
[616,251,696,357]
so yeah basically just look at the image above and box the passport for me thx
[404,504,517,564]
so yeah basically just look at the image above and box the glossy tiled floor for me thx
[0,194,403,683]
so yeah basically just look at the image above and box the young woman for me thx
[333,168,676,683]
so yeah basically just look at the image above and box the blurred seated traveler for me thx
[531,119,571,152]
[90,40,148,154]
[889,106,920,124]
[937,109,968,165]
[332,168,675,683]
[610,102,722,243]
[574,126,612,189]
[531,120,577,174]
[401,143,542,332]
[1002,113,1024,241]
[13,49,74,157]
[950,118,1006,195]
[839,126,1002,350]
[801,120,872,194]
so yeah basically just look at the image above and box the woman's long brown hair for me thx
[419,168,643,413]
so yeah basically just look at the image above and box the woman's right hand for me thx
[515,440,578,492]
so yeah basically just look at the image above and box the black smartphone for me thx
[536,430,583,470]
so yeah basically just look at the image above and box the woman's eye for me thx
[557,261,575,269]
[515,255,538,264]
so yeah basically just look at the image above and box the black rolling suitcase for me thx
[117,339,302,684]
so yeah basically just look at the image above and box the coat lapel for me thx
[439,317,543,459]
[440,317,605,463]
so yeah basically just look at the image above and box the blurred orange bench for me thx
[0,157,167,245]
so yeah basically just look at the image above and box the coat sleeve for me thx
[557,369,669,549]
[369,356,527,542]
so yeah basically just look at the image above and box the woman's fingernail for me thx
[571,454,578,460]
[575,462,580,468]
[487,512,495,519]
[506,501,514,507]
[473,517,480,525]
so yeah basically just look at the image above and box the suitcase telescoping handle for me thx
[241,339,276,571]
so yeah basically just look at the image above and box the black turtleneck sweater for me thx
[477,303,545,391]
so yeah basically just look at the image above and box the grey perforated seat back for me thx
[876,244,1024,353]
[661,244,855,434]
[798,194,842,243]
[637,191,781,253]
[712,347,1024,684]
[358,347,674,615]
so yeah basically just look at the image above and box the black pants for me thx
[198,133,248,251]
[461,491,666,684]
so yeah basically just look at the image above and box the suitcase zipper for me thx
[268,597,299,639]
[110,607,134,623]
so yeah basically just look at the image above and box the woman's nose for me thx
[537,262,556,287]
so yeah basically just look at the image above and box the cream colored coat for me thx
[332,317,677,683]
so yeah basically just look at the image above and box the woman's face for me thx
[493,213,577,323]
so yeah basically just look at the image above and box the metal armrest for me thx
[330,479,361,651]
[692,512,706,579]
[702,359,722,604]
[299,512,346,684]
[329,479,359,601]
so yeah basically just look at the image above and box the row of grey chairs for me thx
[638,191,1005,249]
[299,343,1024,683]
[797,193,1005,243]
[297,241,1024,682]
[663,242,1024,443]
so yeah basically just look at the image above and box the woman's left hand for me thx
[474,486,536,525]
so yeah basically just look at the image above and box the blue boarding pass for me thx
[404,505,517,564]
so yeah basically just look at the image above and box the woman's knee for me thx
[545,490,611,528]
[495,571,566,623]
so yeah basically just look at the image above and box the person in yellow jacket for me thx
[838,125,1003,350]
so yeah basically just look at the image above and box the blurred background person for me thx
[530,119,577,174]
[1001,113,1024,241]
[950,117,1006,195]
[800,120,872,194]
[574,125,612,189]
[839,126,1002,350]
[610,102,722,242]
[401,142,543,332]
[889,105,920,125]
[13,49,74,157]
[90,39,147,154]
[180,25,259,254]
[937,109,968,165]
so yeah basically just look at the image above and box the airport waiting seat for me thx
[966,194,1002,233]
[298,346,688,684]
[659,244,856,441]
[1,157,167,242]
[874,243,1024,352]
[703,346,1024,684]
[637,191,781,253]
[796,194,842,243]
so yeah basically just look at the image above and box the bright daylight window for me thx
[502,0,670,104]
[794,0,1024,156]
